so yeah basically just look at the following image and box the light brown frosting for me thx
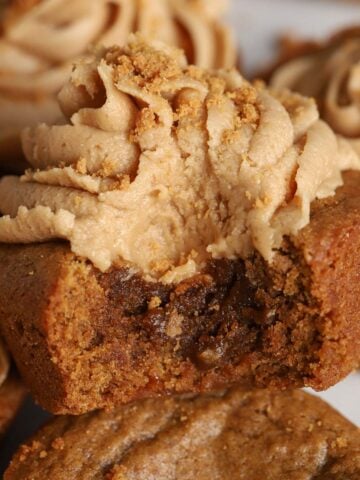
[0,0,235,166]
[0,37,359,283]
[270,30,360,156]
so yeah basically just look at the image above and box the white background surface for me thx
[227,0,360,427]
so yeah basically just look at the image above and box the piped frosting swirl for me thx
[270,29,360,156]
[0,37,359,283]
[0,0,235,167]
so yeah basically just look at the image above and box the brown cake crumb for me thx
[51,437,65,451]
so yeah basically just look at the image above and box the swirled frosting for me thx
[0,0,236,168]
[270,29,360,156]
[0,37,359,283]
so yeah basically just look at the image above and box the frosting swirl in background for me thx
[270,29,360,156]
[0,36,359,283]
[0,0,236,171]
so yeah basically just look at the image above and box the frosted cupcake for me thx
[0,38,360,413]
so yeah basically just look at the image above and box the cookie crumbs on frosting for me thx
[109,41,184,86]
[0,35,359,283]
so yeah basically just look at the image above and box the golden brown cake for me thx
[0,374,27,439]
[269,28,360,156]
[5,387,360,479]
[0,0,236,173]
[0,38,360,414]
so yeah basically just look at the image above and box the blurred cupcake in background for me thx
[269,28,360,157]
[0,0,236,173]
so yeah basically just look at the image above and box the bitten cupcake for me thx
[269,28,360,156]
[1,37,360,414]
[0,0,236,173]
[0,339,9,388]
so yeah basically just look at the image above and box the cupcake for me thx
[0,0,236,173]
[269,28,360,156]
[0,38,360,413]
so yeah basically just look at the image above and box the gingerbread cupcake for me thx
[0,37,360,413]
